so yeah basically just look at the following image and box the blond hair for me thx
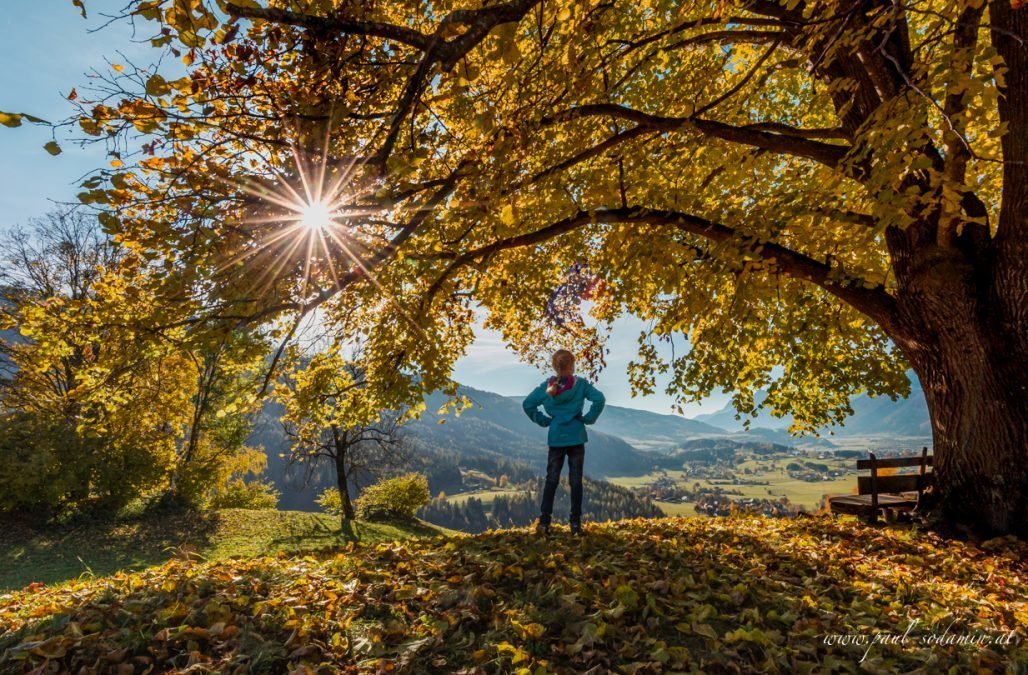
[551,349,575,376]
[546,347,579,394]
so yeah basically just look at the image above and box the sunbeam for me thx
[212,134,434,345]
[300,200,335,232]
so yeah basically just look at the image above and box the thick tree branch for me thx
[424,207,898,333]
[374,40,442,169]
[609,15,789,54]
[373,0,542,165]
[942,3,985,187]
[933,2,987,253]
[225,4,434,50]
[666,29,788,51]
[740,122,848,139]
[437,0,542,70]
[542,104,855,173]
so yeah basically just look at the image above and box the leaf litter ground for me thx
[1,516,1025,673]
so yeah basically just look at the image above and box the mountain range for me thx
[250,376,931,510]
[692,374,930,437]
[412,386,661,476]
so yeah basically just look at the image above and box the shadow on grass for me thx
[1,508,446,591]
[0,510,220,591]
[265,514,442,552]
[261,511,341,551]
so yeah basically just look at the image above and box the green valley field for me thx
[1,516,1024,673]
[608,469,855,514]
[607,445,865,516]
[443,488,523,506]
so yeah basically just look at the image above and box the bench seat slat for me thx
[830,449,932,522]
[828,493,918,515]
[829,493,918,507]
[856,456,933,470]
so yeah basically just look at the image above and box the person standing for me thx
[522,349,605,536]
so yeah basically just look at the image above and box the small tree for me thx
[315,487,344,517]
[277,345,411,524]
[168,329,272,508]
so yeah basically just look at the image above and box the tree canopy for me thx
[0,210,276,514]
[6,0,1026,534]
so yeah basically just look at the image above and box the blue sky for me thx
[0,3,730,416]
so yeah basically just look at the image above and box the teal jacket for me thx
[522,377,606,447]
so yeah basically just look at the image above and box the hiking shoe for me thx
[569,523,583,537]
[535,522,551,536]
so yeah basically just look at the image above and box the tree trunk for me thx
[331,425,356,524]
[915,348,1028,537]
[336,467,355,524]
[892,241,1028,538]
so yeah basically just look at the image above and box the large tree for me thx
[0,210,194,512]
[0,209,273,514]
[16,0,1026,534]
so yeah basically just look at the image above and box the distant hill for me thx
[414,384,662,477]
[689,374,931,438]
[677,438,792,454]
[692,390,792,431]
[727,426,836,448]
[650,438,796,467]
[826,376,931,436]
[576,401,726,451]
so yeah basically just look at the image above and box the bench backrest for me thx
[854,447,932,501]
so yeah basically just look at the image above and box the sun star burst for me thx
[216,133,430,342]
[300,200,335,232]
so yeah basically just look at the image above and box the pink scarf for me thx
[546,375,576,397]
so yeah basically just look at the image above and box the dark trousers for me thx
[539,443,585,526]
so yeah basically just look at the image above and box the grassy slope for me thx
[1,516,1025,673]
[443,488,523,506]
[0,509,450,592]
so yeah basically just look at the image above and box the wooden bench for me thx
[828,447,932,524]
